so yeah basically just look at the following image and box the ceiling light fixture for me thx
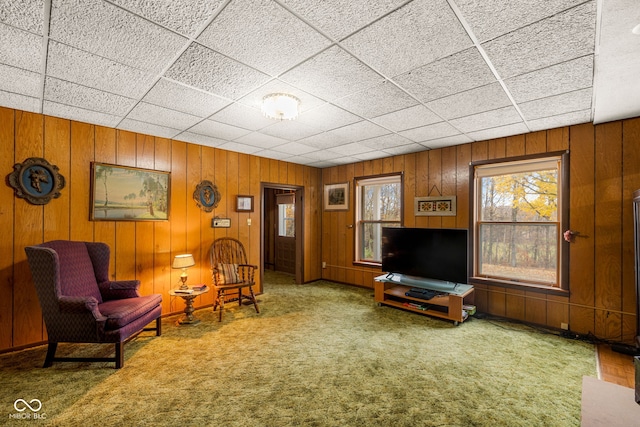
[633,23,640,35]
[261,93,300,121]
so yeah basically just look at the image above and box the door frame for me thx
[260,183,304,284]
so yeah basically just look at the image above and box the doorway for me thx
[262,184,304,284]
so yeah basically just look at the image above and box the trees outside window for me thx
[355,174,402,263]
[473,154,567,289]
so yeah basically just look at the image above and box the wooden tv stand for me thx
[374,274,474,325]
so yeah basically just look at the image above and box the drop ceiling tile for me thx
[260,120,321,141]
[0,64,40,97]
[284,155,316,166]
[174,132,228,148]
[127,102,202,130]
[420,134,473,149]
[216,141,263,155]
[0,0,44,33]
[384,143,426,156]
[527,109,591,132]
[505,55,593,103]
[44,77,135,116]
[118,118,181,139]
[303,149,343,161]
[197,0,330,76]
[279,0,407,40]
[297,131,349,150]
[109,0,225,37]
[467,122,530,141]
[46,41,156,98]
[334,81,418,118]
[359,133,414,150]
[254,149,294,161]
[279,45,383,102]
[43,100,121,127]
[329,155,362,165]
[372,105,442,132]
[353,150,390,161]
[399,121,461,143]
[271,141,318,156]
[519,88,592,121]
[165,43,270,100]
[296,102,360,131]
[328,120,390,142]
[49,0,187,73]
[341,0,472,77]
[454,0,586,42]
[333,142,376,156]
[0,90,40,113]
[234,132,289,149]
[426,83,512,120]
[0,23,41,72]
[238,79,324,113]
[394,48,496,103]
[449,106,523,133]
[482,2,596,79]
[188,119,251,141]
[209,103,273,130]
[143,78,230,118]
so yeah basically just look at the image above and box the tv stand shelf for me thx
[374,275,474,325]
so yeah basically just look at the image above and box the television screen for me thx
[381,227,468,285]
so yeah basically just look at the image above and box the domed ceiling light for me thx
[261,93,300,121]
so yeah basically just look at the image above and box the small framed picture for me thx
[324,182,349,211]
[236,195,254,212]
[414,196,457,216]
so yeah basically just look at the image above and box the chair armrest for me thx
[98,280,141,300]
[237,264,257,283]
[58,296,107,321]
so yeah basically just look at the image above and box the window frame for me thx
[353,173,404,266]
[469,151,570,294]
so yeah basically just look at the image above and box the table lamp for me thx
[172,254,195,290]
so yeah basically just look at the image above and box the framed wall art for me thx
[324,182,349,211]
[8,157,65,205]
[414,196,457,216]
[236,195,254,212]
[90,162,170,221]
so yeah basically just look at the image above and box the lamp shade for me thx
[172,254,195,269]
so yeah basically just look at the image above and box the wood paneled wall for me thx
[0,107,322,352]
[321,118,640,344]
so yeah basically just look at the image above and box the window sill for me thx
[469,276,569,296]
[353,261,382,269]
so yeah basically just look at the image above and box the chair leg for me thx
[156,317,162,336]
[217,290,225,322]
[115,342,124,369]
[43,342,57,368]
[249,286,260,313]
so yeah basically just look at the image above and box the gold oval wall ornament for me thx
[8,157,66,205]
[193,180,220,212]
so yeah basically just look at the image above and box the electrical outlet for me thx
[560,322,569,330]
[322,261,327,268]
[247,218,252,226]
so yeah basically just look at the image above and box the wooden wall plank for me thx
[568,123,596,335]
[69,121,94,242]
[114,130,136,281]
[93,126,116,271]
[0,108,15,350]
[13,111,44,346]
[154,137,172,312]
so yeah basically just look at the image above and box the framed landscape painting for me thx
[90,162,170,221]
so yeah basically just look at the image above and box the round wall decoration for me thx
[193,180,220,212]
[8,157,66,205]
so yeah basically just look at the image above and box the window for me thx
[355,174,403,264]
[472,153,568,289]
[277,193,295,237]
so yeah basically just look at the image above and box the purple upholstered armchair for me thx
[24,240,162,368]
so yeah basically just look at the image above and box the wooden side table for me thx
[169,287,209,325]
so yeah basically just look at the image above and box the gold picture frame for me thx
[90,162,170,221]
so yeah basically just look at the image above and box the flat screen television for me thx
[381,227,468,285]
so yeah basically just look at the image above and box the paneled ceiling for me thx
[1,0,639,167]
